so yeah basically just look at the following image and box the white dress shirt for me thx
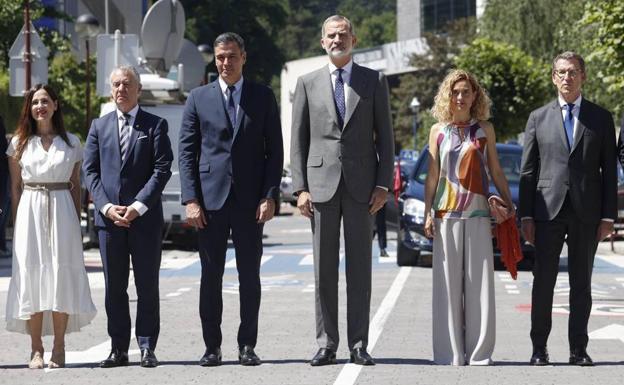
[218,76,243,127]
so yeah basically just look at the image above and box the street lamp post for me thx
[409,96,420,150]
[75,14,100,130]
[197,44,214,85]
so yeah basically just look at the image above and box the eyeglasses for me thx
[554,69,582,79]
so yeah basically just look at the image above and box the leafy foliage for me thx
[391,18,476,149]
[455,38,551,139]
[581,0,624,118]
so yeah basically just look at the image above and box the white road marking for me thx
[299,254,314,266]
[596,254,624,269]
[225,255,273,269]
[166,292,182,297]
[507,290,520,294]
[504,285,518,290]
[332,267,412,385]
[302,284,315,293]
[280,228,312,234]
[589,323,624,343]
[45,329,140,370]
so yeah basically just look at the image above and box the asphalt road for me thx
[1,205,624,384]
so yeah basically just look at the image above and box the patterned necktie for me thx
[120,113,131,162]
[334,68,345,128]
[227,85,237,130]
[564,103,575,150]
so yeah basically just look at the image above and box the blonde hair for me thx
[431,69,491,122]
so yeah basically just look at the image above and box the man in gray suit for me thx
[290,15,394,366]
[520,51,617,367]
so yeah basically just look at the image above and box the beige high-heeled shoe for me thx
[29,351,44,369]
[48,349,65,369]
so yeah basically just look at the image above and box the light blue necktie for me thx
[334,68,345,128]
[564,103,575,150]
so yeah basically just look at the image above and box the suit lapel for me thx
[107,112,123,169]
[233,82,250,142]
[571,99,588,153]
[121,107,142,170]
[547,100,570,153]
[343,63,365,129]
[319,67,340,128]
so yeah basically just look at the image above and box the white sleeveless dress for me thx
[5,134,96,335]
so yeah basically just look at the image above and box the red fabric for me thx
[393,162,402,203]
[495,216,523,280]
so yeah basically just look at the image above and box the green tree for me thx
[581,0,624,118]
[182,0,288,85]
[391,18,476,149]
[479,0,585,63]
[338,0,396,48]
[455,38,551,139]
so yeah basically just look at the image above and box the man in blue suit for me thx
[83,66,173,368]
[178,32,283,367]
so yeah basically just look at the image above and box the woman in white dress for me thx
[5,84,96,369]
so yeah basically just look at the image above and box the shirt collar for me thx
[218,76,244,94]
[328,59,353,76]
[116,104,139,121]
[558,94,582,109]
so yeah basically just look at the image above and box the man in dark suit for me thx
[520,51,617,366]
[178,32,283,367]
[83,66,173,368]
[290,15,394,366]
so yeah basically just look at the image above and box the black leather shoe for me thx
[238,345,261,366]
[140,348,158,368]
[569,348,594,366]
[530,347,550,366]
[199,347,222,367]
[310,348,336,366]
[380,249,389,257]
[350,347,375,365]
[100,349,129,368]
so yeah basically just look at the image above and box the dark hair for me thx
[552,51,586,73]
[14,84,72,159]
[214,32,245,52]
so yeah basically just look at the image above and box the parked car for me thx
[395,143,535,268]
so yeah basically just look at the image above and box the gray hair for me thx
[109,65,142,86]
[214,32,245,52]
[321,15,355,37]
[552,51,586,74]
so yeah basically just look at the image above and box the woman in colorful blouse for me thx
[423,69,514,365]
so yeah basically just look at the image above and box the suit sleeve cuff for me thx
[601,218,614,223]
[101,203,113,216]
[131,201,148,216]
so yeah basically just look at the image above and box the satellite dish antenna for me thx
[175,39,205,91]
[141,0,185,74]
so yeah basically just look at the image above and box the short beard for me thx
[326,48,350,59]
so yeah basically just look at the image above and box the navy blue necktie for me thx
[227,85,237,130]
[334,69,345,128]
[564,103,575,150]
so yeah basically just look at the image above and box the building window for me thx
[421,0,476,33]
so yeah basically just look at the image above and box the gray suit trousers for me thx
[312,178,374,351]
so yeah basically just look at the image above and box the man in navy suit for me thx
[520,52,617,366]
[178,32,283,367]
[83,66,173,368]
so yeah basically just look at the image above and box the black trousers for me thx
[374,205,387,249]
[99,222,162,351]
[198,191,263,349]
[531,196,598,350]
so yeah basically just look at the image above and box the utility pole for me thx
[24,0,31,91]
